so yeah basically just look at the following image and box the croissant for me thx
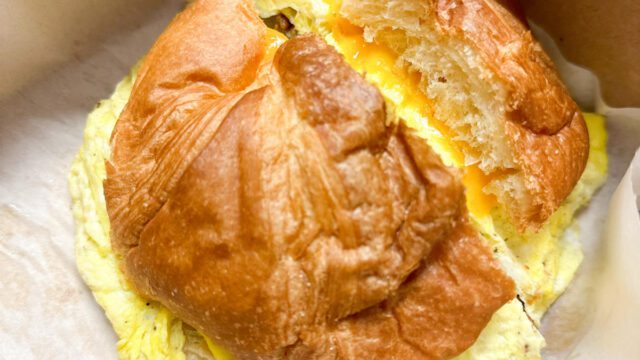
[69,0,608,359]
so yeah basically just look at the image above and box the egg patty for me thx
[69,55,606,360]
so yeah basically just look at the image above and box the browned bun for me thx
[436,0,589,227]
[340,0,589,230]
[104,0,514,358]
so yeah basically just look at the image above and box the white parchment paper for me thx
[0,2,638,359]
[568,150,640,359]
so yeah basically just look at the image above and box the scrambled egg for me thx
[70,67,229,360]
[69,11,607,359]
[70,67,186,360]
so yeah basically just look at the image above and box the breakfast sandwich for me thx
[69,0,607,358]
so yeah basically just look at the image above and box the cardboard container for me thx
[0,1,638,358]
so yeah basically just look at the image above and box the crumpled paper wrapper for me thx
[568,149,640,359]
[0,1,639,358]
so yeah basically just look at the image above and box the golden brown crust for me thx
[318,220,515,360]
[505,112,589,225]
[104,0,267,254]
[432,0,589,228]
[434,0,578,135]
[104,0,515,358]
